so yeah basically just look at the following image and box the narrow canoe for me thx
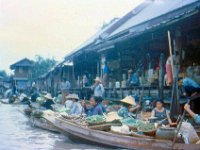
[29,115,59,133]
[43,115,200,150]
[23,108,59,133]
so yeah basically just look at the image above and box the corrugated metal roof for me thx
[109,0,198,38]
[64,18,119,60]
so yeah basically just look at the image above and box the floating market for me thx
[0,0,200,150]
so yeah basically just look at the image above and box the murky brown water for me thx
[0,102,116,150]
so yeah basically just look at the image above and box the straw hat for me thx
[106,111,122,122]
[66,94,79,100]
[120,96,136,106]
[44,93,53,100]
[71,94,79,100]
[41,91,48,95]
[21,93,28,99]
[66,94,73,100]
[94,77,101,82]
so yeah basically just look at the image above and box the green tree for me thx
[32,55,57,79]
[0,70,8,78]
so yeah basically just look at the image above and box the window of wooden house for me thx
[19,68,23,74]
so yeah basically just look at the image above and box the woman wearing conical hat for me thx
[118,96,140,118]
[41,93,55,110]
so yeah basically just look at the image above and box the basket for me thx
[137,127,156,136]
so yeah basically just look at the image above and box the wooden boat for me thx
[29,115,59,132]
[43,114,200,150]
[0,98,10,104]
[23,108,59,133]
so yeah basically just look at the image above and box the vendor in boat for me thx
[55,91,62,104]
[118,96,140,118]
[65,94,73,110]
[95,96,106,113]
[69,94,84,115]
[41,93,55,110]
[82,96,104,116]
[184,104,200,125]
[151,100,174,125]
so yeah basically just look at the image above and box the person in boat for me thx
[91,77,105,97]
[184,103,200,125]
[95,96,106,113]
[55,91,62,104]
[181,77,200,97]
[19,93,30,105]
[30,87,40,102]
[41,93,55,110]
[151,100,174,125]
[82,96,104,116]
[69,94,84,116]
[118,96,140,118]
[65,94,74,110]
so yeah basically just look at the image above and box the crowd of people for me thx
[4,74,200,127]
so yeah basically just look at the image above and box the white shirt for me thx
[65,100,73,109]
[94,84,105,97]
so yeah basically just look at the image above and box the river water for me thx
[0,103,115,150]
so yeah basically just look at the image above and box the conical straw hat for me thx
[44,93,53,100]
[106,111,122,122]
[120,96,136,106]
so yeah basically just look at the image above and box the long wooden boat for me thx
[0,98,10,104]
[29,115,59,132]
[43,114,200,150]
[22,108,59,133]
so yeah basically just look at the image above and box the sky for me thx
[0,0,143,74]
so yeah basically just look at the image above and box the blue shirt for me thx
[194,114,200,125]
[42,100,55,110]
[128,73,140,86]
[118,106,129,118]
[183,78,199,88]
[103,65,109,74]
[85,104,104,116]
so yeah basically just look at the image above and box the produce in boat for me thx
[137,123,156,136]
[120,117,142,130]
[85,115,106,125]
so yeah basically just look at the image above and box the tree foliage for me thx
[32,55,57,79]
[0,70,7,78]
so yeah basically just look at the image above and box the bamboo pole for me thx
[167,31,174,79]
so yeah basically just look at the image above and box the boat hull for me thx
[30,116,59,133]
[45,116,199,150]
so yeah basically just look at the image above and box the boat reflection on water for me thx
[0,103,113,150]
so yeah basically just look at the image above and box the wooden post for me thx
[158,53,164,101]
[168,30,181,118]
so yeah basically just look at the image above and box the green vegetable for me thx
[138,123,155,131]
[120,117,142,128]
[85,115,105,124]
